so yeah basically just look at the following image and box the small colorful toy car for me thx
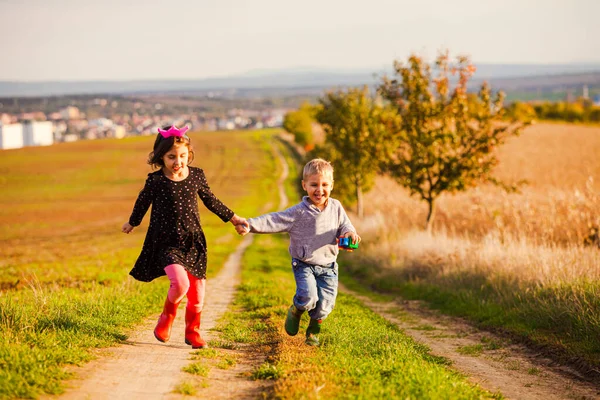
[338,237,359,251]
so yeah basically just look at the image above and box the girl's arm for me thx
[127,174,155,228]
[196,169,235,222]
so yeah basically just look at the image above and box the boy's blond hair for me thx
[303,158,334,180]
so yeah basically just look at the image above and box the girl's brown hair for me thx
[147,126,195,169]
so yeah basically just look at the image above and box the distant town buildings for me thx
[0,121,54,149]
[60,106,81,120]
[0,102,289,150]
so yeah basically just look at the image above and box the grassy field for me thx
[205,142,498,398]
[342,122,600,377]
[0,129,503,399]
[0,129,277,398]
[214,234,498,399]
[2,121,598,398]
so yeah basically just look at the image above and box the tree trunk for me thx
[425,198,436,234]
[356,184,364,219]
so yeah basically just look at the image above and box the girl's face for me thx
[162,143,189,177]
[302,173,333,210]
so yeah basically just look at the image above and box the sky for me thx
[1,0,598,81]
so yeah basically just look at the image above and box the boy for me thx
[236,158,360,346]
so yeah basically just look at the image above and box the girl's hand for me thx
[343,231,361,245]
[230,214,250,233]
[122,222,134,234]
[229,214,246,226]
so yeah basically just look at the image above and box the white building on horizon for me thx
[0,121,54,149]
[0,123,24,149]
[23,121,54,147]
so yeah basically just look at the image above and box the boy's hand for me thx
[343,231,361,245]
[235,224,250,236]
[122,222,134,234]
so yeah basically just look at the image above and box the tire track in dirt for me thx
[340,284,600,400]
[49,140,289,400]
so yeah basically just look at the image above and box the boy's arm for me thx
[338,206,361,244]
[337,203,357,237]
[248,206,299,234]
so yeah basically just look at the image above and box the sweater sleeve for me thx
[336,202,356,237]
[128,174,154,227]
[247,205,299,233]
[196,169,235,222]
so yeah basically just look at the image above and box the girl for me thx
[122,125,247,349]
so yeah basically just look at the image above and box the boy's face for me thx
[302,173,333,209]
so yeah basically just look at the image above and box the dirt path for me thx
[48,141,290,400]
[47,233,265,400]
[340,284,600,400]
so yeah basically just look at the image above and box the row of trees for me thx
[505,101,600,123]
[285,52,529,232]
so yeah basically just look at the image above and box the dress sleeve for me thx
[196,169,235,222]
[128,174,155,227]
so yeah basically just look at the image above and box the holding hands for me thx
[123,215,250,235]
[230,214,250,235]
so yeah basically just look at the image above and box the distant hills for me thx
[1,63,599,98]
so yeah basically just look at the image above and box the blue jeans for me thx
[291,258,338,320]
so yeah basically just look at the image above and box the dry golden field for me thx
[342,123,600,374]
[345,122,600,297]
[358,122,600,247]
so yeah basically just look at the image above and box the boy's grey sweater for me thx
[247,196,356,266]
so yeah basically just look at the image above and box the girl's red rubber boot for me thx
[154,297,180,343]
[184,308,208,349]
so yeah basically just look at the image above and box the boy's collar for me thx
[302,196,329,210]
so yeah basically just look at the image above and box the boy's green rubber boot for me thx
[305,318,322,346]
[284,305,304,336]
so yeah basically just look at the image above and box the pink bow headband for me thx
[157,125,189,139]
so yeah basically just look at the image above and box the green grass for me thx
[341,255,600,378]
[0,129,280,399]
[182,362,210,376]
[252,362,283,380]
[173,381,197,395]
[0,128,518,399]
[457,345,484,357]
[204,134,499,398]
[216,355,237,370]
[213,230,498,398]
[0,280,165,399]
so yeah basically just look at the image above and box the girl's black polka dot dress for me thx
[128,166,234,282]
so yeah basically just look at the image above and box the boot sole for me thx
[185,338,208,349]
[154,330,169,343]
